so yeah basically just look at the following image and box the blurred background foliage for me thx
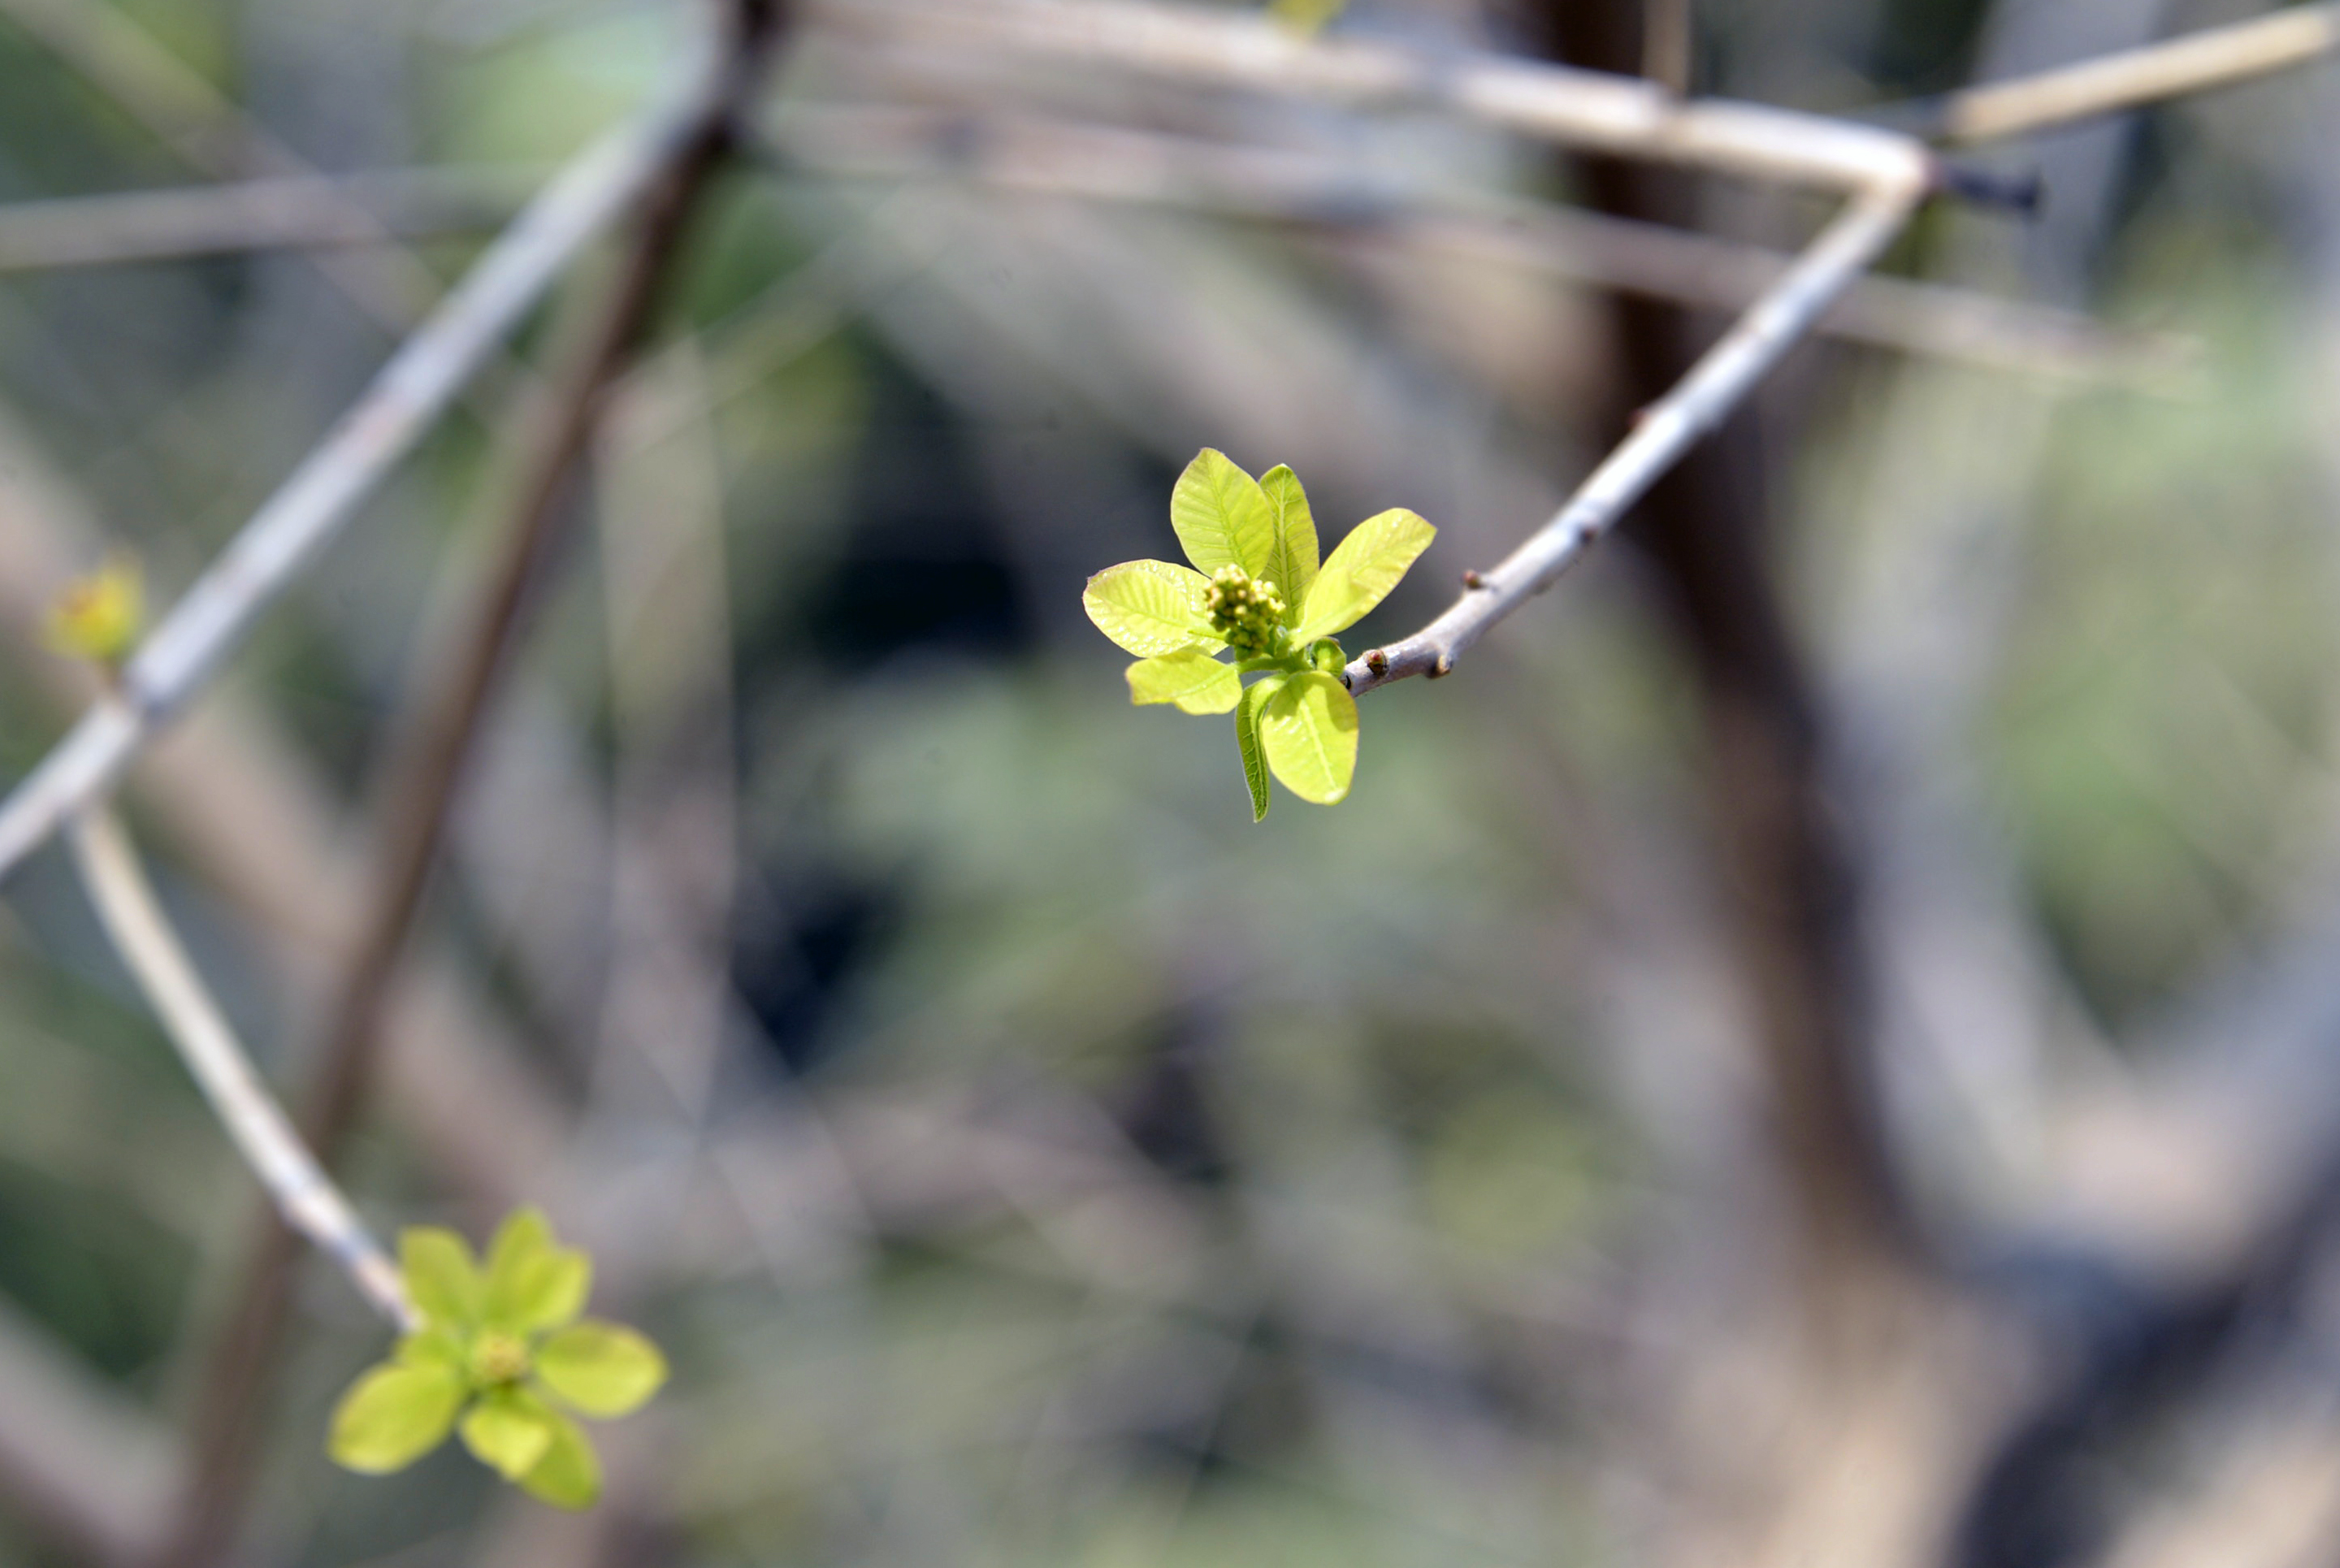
[1,0,2338,1565]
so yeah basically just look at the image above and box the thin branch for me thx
[0,401,567,1218]
[772,104,2188,384]
[1641,0,1692,97]
[150,10,790,1564]
[0,90,701,886]
[838,0,2338,171]
[0,0,477,334]
[816,0,1935,192]
[0,168,531,275]
[65,804,415,1332]
[1346,179,1923,695]
[1932,2,2340,144]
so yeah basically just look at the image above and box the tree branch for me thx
[0,88,704,885]
[0,168,530,275]
[1926,2,2340,144]
[1343,179,1922,695]
[148,8,791,1564]
[820,0,1932,191]
[65,806,415,1332]
[770,104,2186,383]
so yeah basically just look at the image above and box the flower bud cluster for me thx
[1204,565,1287,657]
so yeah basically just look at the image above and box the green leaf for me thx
[483,1207,589,1334]
[1258,465,1319,619]
[1236,676,1285,822]
[1169,449,1274,578]
[396,1326,465,1370]
[1126,648,1240,715]
[400,1227,483,1328]
[327,1362,465,1474]
[1293,508,1436,643]
[535,1320,669,1418]
[1083,561,1223,657]
[517,1404,603,1510]
[1259,672,1359,805]
[461,1390,555,1481]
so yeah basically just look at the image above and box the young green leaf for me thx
[396,1326,466,1370]
[1259,672,1359,804]
[1259,465,1319,618]
[460,1392,555,1480]
[327,1362,466,1473]
[400,1227,484,1328]
[484,1207,552,1283]
[1236,675,1285,822]
[1127,648,1241,714]
[1083,561,1223,656]
[1293,508,1436,643]
[517,1404,604,1510]
[1169,448,1275,578]
[482,1208,588,1334]
[535,1322,670,1418]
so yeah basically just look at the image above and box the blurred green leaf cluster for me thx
[328,1208,663,1508]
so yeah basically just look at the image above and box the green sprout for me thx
[45,553,143,669]
[1084,449,1434,820]
[326,1208,666,1509]
[1265,0,1350,34]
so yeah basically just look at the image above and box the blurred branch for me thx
[0,168,532,274]
[817,0,1933,192]
[0,89,704,886]
[1641,0,1692,97]
[1342,180,1922,695]
[0,405,567,1215]
[1926,3,2340,144]
[150,9,791,1564]
[65,805,415,1331]
[772,104,2190,384]
[0,0,484,332]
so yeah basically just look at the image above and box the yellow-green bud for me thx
[1204,565,1288,656]
[469,1330,531,1386]
[1307,638,1346,676]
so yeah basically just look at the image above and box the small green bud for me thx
[1308,638,1346,676]
[470,1330,531,1386]
[1203,565,1289,657]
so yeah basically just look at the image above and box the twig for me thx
[0,0,474,334]
[1641,0,1692,97]
[1345,179,1922,695]
[150,11,789,1565]
[0,91,700,886]
[0,168,533,274]
[772,103,2188,383]
[1931,3,2340,144]
[0,402,566,1217]
[840,0,2338,168]
[817,0,1931,192]
[65,805,415,1331]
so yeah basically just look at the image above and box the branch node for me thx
[1935,161,2045,215]
[1364,648,1389,675]
[1462,569,1488,589]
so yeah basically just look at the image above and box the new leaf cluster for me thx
[1084,449,1434,820]
[327,1208,666,1509]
